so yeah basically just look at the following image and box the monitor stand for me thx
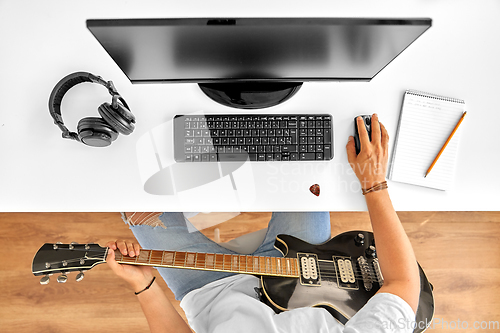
[198,82,303,109]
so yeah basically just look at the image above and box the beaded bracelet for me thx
[135,276,156,295]
[362,181,388,195]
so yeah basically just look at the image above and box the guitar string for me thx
[45,249,380,279]
[44,250,379,279]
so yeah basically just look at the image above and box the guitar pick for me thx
[309,184,320,196]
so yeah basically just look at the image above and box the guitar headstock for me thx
[32,243,108,284]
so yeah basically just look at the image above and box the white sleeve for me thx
[343,293,416,333]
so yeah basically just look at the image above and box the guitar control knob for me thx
[40,275,50,285]
[365,245,377,258]
[57,274,68,283]
[354,233,365,245]
[76,272,84,282]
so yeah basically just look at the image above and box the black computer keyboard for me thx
[174,114,333,162]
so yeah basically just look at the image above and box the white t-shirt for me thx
[180,275,416,333]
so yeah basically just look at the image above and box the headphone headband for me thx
[48,72,130,142]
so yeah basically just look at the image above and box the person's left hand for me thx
[106,240,154,292]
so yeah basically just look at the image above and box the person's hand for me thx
[106,240,154,292]
[346,114,389,189]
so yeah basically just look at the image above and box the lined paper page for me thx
[388,91,465,191]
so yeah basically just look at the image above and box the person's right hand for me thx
[346,114,389,190]
[106,240,154,292]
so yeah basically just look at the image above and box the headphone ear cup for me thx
[77,117,119,147]
[98,102,135,135]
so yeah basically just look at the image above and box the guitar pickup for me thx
[298,253,321,286]
[334,256,358,290]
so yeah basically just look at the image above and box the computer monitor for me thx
[87,18,431,109]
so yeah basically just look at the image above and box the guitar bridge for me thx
[297,253,320,286]
[357,256,384,291]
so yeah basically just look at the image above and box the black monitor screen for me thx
[87,18,431,83]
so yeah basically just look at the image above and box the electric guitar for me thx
[32,231,434,333]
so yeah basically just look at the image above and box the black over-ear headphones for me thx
[48,72,135,147]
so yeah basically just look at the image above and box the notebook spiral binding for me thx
[406,90,465,104]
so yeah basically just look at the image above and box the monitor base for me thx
[199,82,303,109]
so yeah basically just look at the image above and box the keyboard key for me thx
[300,153,315,160]
[281,145,298,153]
[324,129,332,144]
[218,153,249,162]
[324,145,332,159]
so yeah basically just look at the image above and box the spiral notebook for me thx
[388,90,466,191]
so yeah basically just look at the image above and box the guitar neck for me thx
[114,249,300,278]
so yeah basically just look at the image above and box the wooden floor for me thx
[1,212,500,332]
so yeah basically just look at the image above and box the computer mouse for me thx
[354,115,372,155]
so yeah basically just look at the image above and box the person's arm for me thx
[106,240,192,333]
[346,114,420,314]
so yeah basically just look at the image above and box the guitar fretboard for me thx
[115,249,300,278]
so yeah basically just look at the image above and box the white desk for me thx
[1,0,499,212]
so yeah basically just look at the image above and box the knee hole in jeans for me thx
[120,212,167,229]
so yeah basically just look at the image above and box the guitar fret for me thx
[215,254,224,271]
[247,256,253,273]
[195,253,205,269]
[240,255,246,273]
[150,250,163,265]
[163,251,175,266]
[254,257,260,274]
[223,254,232,271]
[259,256,265,274]
[135,249,150,264]
[134,251,139,263]
[232,255,239,272]
[204,253,210,269]
[185,252,196,268]
[174,252,186,267]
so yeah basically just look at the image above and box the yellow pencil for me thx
[425,111,467,178]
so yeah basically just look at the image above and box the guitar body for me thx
[260,231,434,333]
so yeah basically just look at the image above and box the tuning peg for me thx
[40,275,50,285]
[57,273,68,283]
[76,272,84,282]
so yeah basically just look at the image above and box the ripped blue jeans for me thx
[124,212,331,300]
